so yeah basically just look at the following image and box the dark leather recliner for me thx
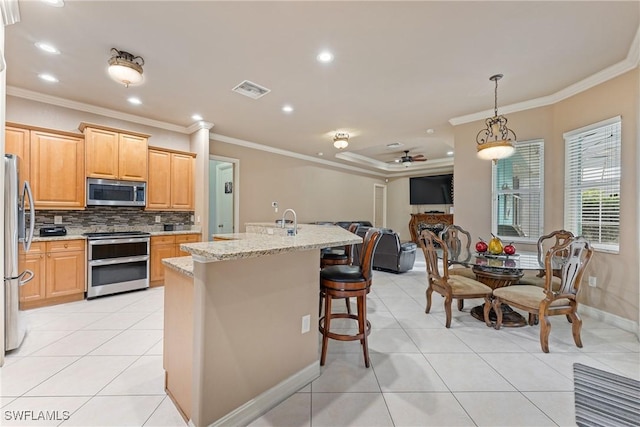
[353,227,417,273]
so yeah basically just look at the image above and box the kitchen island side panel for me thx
[191,249,320,426]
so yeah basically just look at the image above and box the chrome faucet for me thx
[281,209,297,236]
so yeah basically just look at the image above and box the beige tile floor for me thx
[1,252,638,426]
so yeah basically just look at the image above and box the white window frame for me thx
[491,139,544,244]
[563,116,621,254]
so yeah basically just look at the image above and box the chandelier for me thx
[108,48,144,87]
[476,74,516,162]
[333,132,349,149]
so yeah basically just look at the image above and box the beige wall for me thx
[453,69,639,322]
[209,139,386,229]
[6,96,190,151]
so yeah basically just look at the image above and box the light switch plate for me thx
[301,314,310,334]
[155,215,161,223]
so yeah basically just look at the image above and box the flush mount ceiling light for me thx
[333,132,349,149]
[476,74,516,163]
[108,48,144,87]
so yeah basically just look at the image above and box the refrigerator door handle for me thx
[17,269,34,286]
[22,181,35,252]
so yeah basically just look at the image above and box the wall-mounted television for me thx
[409,174,453,205]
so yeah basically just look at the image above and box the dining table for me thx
[439,247,546,327]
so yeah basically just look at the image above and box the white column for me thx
[188,121,214,242]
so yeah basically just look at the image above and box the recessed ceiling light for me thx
[426,128,435,134]
[317,51,334,63]
[35,42,60,54]
[282,105,294,113]
[128,97,142,105]
[38,73,58,83]
[317,152,324,156]
[41,0,64,7]
[191,114,203,121]
[386,142,404,149]
[447,151,454,156]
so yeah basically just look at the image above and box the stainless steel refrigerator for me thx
[4,154,35,351]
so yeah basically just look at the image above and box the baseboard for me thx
[580,304,640,339]
[209,362,320,427]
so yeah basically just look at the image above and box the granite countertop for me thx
[162,256,194,277]
[182,224,360,262]
[32,228,201,242]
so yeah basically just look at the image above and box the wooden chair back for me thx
[440,224,472,263]
[419,229,449,283]
[359,227,382,283]
[546,236,593,296]
[536,230,575,276]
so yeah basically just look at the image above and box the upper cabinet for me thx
[31,130,85,209]
[147,147,195,211]
[5,123,85,210]
[81,123,149,182]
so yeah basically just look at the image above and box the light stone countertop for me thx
[182,224,360,262]
[162,256,194,277]
[32,229,201,242]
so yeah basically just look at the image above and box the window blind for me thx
[564,117,621,252]
[493,139,544,242]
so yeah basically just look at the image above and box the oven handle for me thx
[88,255,149,267]
[88,237,150,246]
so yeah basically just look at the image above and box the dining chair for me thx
[418,230,492,328]
[517,229,575,288]
[440,224,476,311]
[319,227,382,367]
[486,236,593,353]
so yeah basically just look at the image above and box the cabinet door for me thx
[5,126,30,183]
[85,127,119,179]
[119,133,148,181]
[30,130,85,209]
[45,241,85,298]
[175,234,200,257]
[147,149,172,210]
[18,243,45,304]
[171,153,194,210]
[150,235,176,284]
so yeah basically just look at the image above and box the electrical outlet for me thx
[155,215,161,223]
[301,314,310,334]
[54,215,63,225]
[272,201,278,213]
[190,215,195,222]
[588,276,597,287]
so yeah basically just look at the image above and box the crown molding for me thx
[186,121,214,133]
[7,86,191,134]
[1,0,20,26]
[335,151,453,174]
[449,25,640,126]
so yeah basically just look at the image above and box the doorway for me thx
[373,183,387,228]
[209,157,239,240]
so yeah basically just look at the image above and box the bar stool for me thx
[319,227,382,367]
[319,223,360,315]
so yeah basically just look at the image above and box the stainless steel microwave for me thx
[86,178,146,207]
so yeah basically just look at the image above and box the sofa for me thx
[353,227,417,273]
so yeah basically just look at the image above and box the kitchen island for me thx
[162,224,360,427]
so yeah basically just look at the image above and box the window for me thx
[564,117,621,253]
[492,139,544,243]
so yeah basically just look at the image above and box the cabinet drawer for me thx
[151,235,176,245]
[20,242,45,255]
[175,234,200,244]
[47,240,85,252]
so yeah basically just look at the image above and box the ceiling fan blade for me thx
[413,158,427,162]
[412,154,425,159]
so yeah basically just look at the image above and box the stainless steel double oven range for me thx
[83,231,150,299]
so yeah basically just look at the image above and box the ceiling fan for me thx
[393,150,427,167]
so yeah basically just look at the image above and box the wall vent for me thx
[232,80,271,99]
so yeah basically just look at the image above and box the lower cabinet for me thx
[19,240,86,310]
[150,233,201,286]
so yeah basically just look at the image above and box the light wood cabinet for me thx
[19,239,86,310]
[81,123,149,182]
[5,125,30,183]
[147,147,195,211]
[30,130,85,210]
[150,233,200,286]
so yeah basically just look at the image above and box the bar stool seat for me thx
[319,228,382,367]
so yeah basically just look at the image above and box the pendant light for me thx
[476,74,516,162]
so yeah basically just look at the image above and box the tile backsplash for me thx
[36,207,194,234]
